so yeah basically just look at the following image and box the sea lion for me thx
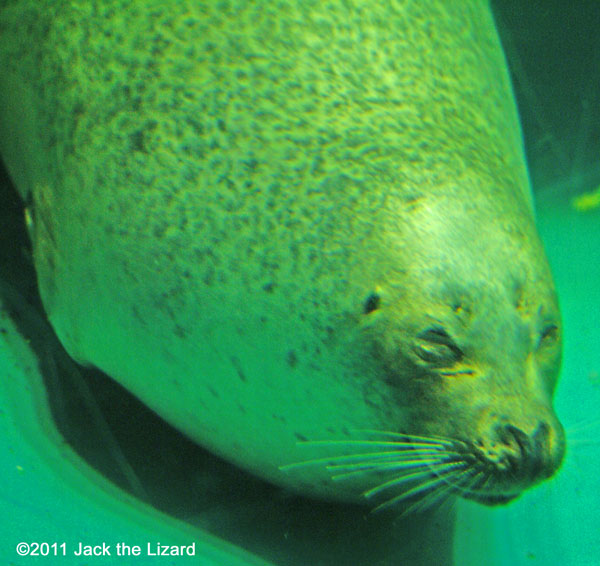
[0,0,564,518]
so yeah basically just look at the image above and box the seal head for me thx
[360,193,565,507]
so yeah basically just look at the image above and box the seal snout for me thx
[484,423,548,479]
[472,416,565,501]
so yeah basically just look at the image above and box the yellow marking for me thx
[572,186,600,211]
[24,207,33,231]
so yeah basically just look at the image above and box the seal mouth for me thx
[459,491,519,506]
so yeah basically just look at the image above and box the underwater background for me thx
[1,1,599,565]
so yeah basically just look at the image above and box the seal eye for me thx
[414,326,463,366]
[538,324,559,349]
[363,292,381,314]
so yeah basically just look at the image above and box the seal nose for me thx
[497,423,545,479]
[484,421,563,482]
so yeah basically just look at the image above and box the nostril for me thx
[473,426,521,472]
[501,423,549,479]
[483,424,530,475]
[475,422,553,479]
[501,425,528,470]
[501,425,528,451]
[497,424,525,452]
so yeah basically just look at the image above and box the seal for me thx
[0,0,564,517]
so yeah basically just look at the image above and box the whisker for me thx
[279,446,451,472]
[298,439,451,449]
[371,463,467,513]
[329,448,449,463]
[330,456,451,480]
[326,453,450,471]
[457,470,489,496]
[454,470,485,495]
[437,466,478,492]
[402,484,450,515]
[279,433,462,472]
[404,475,459,514]
[351,429,461,447]
[364,460,464,499]
[431,463,481,490]
[364,467,438,498]
[432,470,486,515]
[401,467,477,515]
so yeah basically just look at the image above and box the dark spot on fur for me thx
[185,115,204,136]
[324,326,334,342]
[403,192,423,204]
[73,100,85,117]
[224,177,235,192]
[230,356,247,382]
[262,281,275,293]
[402,192,425,212]
[272,414,287,424]
[286,350,298,368]
[237,403,246,414]
[243,158,258,171]
[217,118,226,132]
[207,385,220,399]
[364,292,381,314]
[153,223,167,238]
[174,324,186,339]
[129,129,147,153]
[294,433,308,442]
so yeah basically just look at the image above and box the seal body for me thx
[0,0,564,506]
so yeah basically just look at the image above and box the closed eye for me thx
[538,324,559,349]
[414,326,463,365]
[418,326,454,345]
